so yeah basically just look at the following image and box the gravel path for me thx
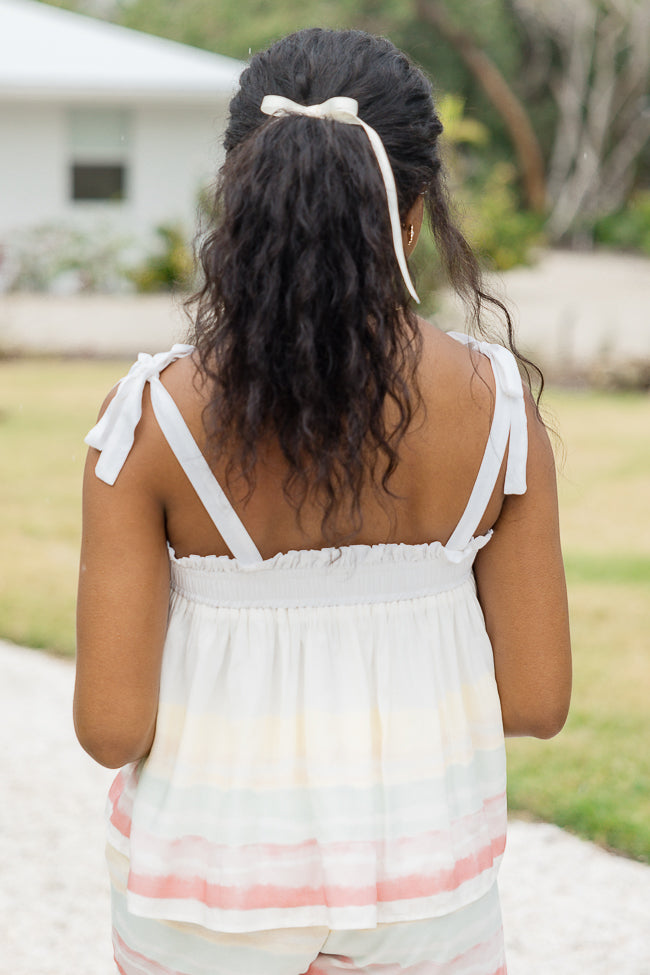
[2,638,649,975]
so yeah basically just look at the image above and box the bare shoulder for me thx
[413,319,498,450]
[157,349,211,431]
[417,319,496,398]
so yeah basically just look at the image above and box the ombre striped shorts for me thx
[108,847,506,975]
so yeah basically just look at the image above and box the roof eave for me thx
[0,86,236,104]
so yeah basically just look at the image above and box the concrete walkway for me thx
[2,638,649,975]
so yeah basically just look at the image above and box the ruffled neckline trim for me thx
[168,532,492,573]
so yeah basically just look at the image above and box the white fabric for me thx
[148,381,263,564]
[84,345,195,485]
[108,539,508,933]
[260,94,420,304]
[445,332,528,550]
[88,334,529,937]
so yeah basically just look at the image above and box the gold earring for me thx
[407,224,414,247]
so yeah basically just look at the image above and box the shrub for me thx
[3,222,132,293]
[411,96,544,313]
[593,192,650,256]
[127,224,195,292]
[462,162,546,271]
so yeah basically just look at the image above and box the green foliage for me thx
[118,0,357,61]
[436,96,544,271]
[114,0,527,153]
[127,224,195,293]
[114,0,540,166]
[461,162,545,270]
[593,192,650,256]
[437,92,490,152]
[40,0,546,279]
[412,97,543,305]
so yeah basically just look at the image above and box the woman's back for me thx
[94,325,524,936]
[138,322,506,561]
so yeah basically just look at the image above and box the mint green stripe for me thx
[129,750,506,842]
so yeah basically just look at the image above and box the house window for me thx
[72,164,125,201]
[68,108,130,202]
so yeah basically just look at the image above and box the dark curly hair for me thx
[188,28,540,539]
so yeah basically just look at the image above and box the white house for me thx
[0,0,245,254]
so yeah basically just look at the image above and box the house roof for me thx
[0,0,246,102]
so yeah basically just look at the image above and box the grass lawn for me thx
[1,360,649,861]
[0,358,128,654]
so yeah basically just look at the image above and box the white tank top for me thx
[86,331,527,932]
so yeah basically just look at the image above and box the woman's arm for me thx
[74,392,170,768]
[474,395,572,739]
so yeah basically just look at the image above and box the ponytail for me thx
[187,28,543,540]
[190,84,422,537]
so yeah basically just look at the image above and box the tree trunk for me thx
[415,0,547,213]
[511,0,650,241]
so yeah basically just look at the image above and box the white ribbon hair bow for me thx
[260,94,420,304]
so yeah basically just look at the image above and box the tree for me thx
[44,0,650,244]
[511,0,650,240]
[413,0,547,213]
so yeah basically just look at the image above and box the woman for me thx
[75,28,571,975]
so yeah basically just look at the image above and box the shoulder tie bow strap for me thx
[260,94,420,305]
[85,345,195,485]
[448,332,528,496]
[485,342,528,495]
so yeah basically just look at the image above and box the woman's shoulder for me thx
[86,347,209,491]
[415,319,498,425]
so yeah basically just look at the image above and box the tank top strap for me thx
[84,347,263,565]
[445,332,528,552]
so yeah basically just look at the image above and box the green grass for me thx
[1,362,649,861]
[506,579,650,862]
[564,553,650,585]
[506,388,650,862]
[0,358,128,654]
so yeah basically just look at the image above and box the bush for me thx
[593,192,650,256]
[3,222,132,294]
[462,162,546,271]
[410,95,544,312]
[127,224,195,293]
[411,161,544,315]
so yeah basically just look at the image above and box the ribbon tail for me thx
[490,346,528,495]
[504,400,528,495]
[84,378,146,486]
[356,119,420,304]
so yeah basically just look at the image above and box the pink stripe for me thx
[108,767,140,840]
[111,789,506,871]
[376,834,505,902]
[127,833,505,910]
[113,930,187,975]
